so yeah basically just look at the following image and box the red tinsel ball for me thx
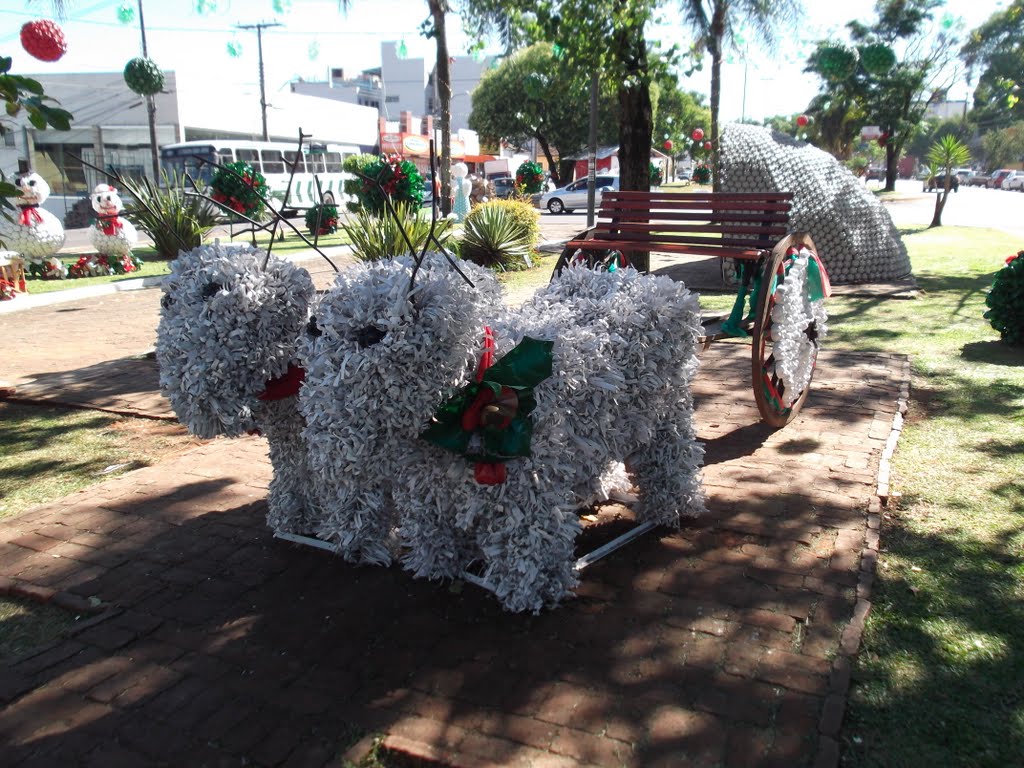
[20,20,67,62]
[703,141,713,151]
[877,132,889,147]
[796,114,809,127]
[663,139,673,151]
[691,128,705,141]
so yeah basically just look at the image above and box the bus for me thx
[159,139,363,215]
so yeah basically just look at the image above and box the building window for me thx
[385,95,399,103]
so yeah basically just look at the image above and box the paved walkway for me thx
[0,323,909,767]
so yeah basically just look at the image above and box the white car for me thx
[536,174,620,214]
[1002,170,1024,191]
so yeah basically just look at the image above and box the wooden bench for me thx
[553,190,793,271]
[551,190,831,430]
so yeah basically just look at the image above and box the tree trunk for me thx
[929,178,951,227]
[616,32,653,271]
[709,1,726,193]
[535,134,560,185]
[884,140,898,192]
[429,0,452,216]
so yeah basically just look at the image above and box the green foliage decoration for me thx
[984,251,1024,345]
[342,153,378,212]
[460,201,535,271]
[515,161,545,194]
[305,202,338,236]
[210,161,268,218]
[815,43,859,80]
[649,162,663,186]
[342,201,451,262]
[859,43,896,75]
[123,57,165,96]
[357,155,424,215]
[119,171,219,260]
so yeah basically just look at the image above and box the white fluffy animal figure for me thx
[156,242,319,535]
[0,171,66,278]
[299,254,706,612]
[88,183,139,272]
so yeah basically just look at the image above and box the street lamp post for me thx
[236,21,283,141]
[137,0,160,181]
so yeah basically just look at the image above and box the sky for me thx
[0,0,1012,125]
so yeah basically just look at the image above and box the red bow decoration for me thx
[18,205,43,226]
[258,364,306,401]
[96,214,124,236]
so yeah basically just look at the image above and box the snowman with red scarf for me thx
[0,170,66,279]
[86,183,139,275]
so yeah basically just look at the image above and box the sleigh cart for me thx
[553,190,831,427]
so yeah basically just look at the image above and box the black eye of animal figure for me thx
[307,317,322,337]
[201,282,223,299]
[355,325,386,349]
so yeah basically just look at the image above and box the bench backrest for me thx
[595,190,793,255]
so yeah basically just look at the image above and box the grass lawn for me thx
[0,596,80,662]
[0,401,203,521]
[826,226,1024,766]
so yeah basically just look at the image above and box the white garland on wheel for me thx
[770,247,829,408]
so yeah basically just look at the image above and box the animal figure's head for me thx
[156,242,315,438]
[11,172,50,206]
[91,184,123,216]
[300,254,503,448]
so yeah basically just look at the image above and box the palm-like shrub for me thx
[120,171,218,260]
[342,201,453,262]
[460,201,535,270]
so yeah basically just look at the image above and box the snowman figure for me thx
[0,171,66,279]
[88,183,140,275]
[451,162,472,223]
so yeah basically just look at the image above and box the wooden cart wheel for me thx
[551,228,626,280]
[751,233,821,428]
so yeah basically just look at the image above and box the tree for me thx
[962,0,1024,130]
[804,0,961,191]
[678,0,802,191]
[926,134,969,227]
[981,121,1024,171]
[468,44,617,186]
[652,75,711,155]
[462,0,673,196]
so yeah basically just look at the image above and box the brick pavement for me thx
[0,342,910,767]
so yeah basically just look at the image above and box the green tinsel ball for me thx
[984,252,1024,345]
[515,161,545,194]
[859,43,896,76]
[123,57,165,95]
[305,202,339,235]
[357,156,424,215]
[817,44,858,81]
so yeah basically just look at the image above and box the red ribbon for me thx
[96,214,124,236]
[18,205,43,226]
[471,326,507,486]
[257,364,306,401]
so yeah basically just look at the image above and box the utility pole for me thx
[137,0,160,181]
[236,21,283,141]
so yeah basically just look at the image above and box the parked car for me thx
[987,169,1014,189]
[1002,170,1024,191]
[866,166,886,181]
[966,171,990,187]
[925,174,959,192]
[490,176,517,199]
[536,175,620,214]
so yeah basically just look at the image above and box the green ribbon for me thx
[806,254,829,301]
[421,336,554,463]
[721,261,762,337]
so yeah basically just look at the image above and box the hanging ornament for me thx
[471,48,485,63]
[877,132,889,147]
[691,128,705,141]
[308,40,320,61]
[396,40,408,59]
[703,141,713,151]
[796,114,809,127]
[941,12,955,30]
[20,20,67,62]
[859,43,896,76]
[273,0,292,13]
[227,39,243,58]
[123,57,166,96]
[816,43,858,81]
[552,44,566,60]
[194,0,217,14]
[663,139,673,151]
[117,3,136,24]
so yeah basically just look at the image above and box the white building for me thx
[292,42,494,134]
[2,69,379,197]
